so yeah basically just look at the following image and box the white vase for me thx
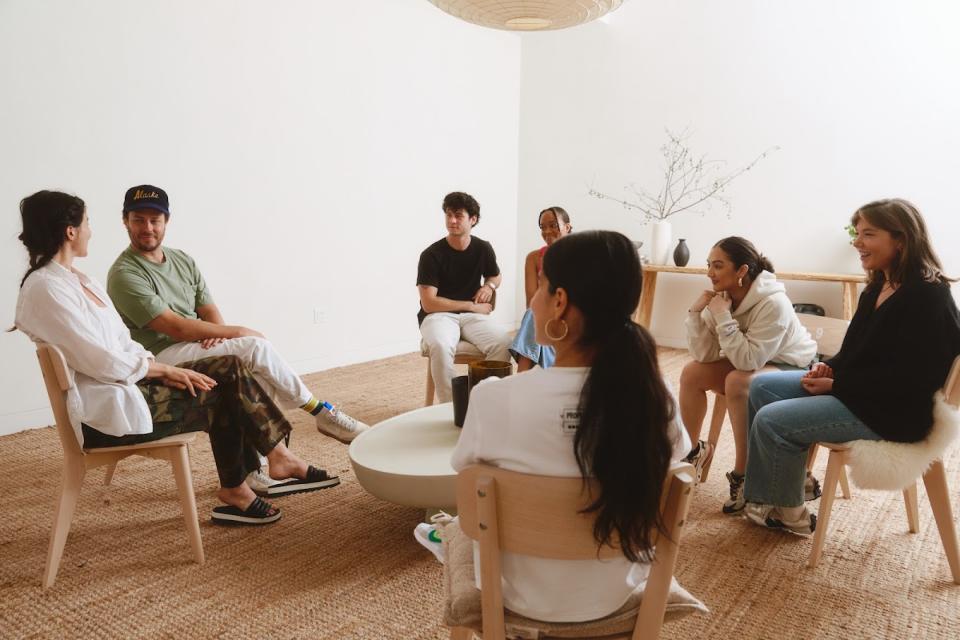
[650,220,672,265]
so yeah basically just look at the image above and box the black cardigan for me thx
[825,279,960,442]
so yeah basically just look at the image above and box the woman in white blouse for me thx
[14,191,335,526]
[449,231,690,622]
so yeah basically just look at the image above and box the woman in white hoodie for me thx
[679,237,817,514]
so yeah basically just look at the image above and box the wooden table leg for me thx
[634,270,658,328]
[841,281,858,320]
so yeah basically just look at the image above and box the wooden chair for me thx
[700,313,849,484]
[36,343,204,588]
[449,461,696,640]
[422,340,486,406]
[807,354,960,582]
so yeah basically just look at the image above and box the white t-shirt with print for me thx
[450,366,691,623]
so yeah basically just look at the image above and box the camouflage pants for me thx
[81,355,292,488]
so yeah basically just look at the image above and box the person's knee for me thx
[724,371,753,399]
[680,361,706,391]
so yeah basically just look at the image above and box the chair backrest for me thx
[797,313,848,359]
[943,355,960,409]
[35,343,84,457]
[456,461,695,640]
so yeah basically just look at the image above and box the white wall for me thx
[517,0,960,347]
[0,0,521,435]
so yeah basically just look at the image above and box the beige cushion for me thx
[421,340,486,359]
[440,519,707,639]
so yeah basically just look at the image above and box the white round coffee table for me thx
[349,403,460,512]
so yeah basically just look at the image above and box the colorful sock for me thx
[301,398,328,415]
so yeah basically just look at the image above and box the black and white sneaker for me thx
[722,471,746,514]
[683,440,715,484]
[805,471,822,501]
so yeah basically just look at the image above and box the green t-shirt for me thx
[107,246,215,355]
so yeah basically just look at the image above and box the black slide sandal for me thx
[212,496,282,526]
[265,465,340,497]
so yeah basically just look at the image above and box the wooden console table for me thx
[633,265,867,327]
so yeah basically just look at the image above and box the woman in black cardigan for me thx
[741,199,960,536]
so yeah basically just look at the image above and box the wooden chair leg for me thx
[43,463,85,588]
[903,482,920,534]
[806,443,819,471]
[449,628,474,640]
[838,465,851,499]
[103,461,118,486]
[921,460,960,584]
[425,363,436,407]
[700,394,727,483]
[808,450,844,568]
[170,445,204,564]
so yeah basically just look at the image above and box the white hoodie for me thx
[685,270,817,371]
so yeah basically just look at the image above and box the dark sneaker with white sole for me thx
[683,440,715,484]
[722,471,746,514]
[805,471,822,501]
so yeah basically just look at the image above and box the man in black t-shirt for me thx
[417,192,511,402]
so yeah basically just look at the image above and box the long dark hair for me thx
[542,230,674,563]
[713,236,774,282]
[18,191,86,288]
[851,199,954,289]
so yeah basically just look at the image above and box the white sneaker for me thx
[315,403,369,444]
[414,523,445,563]
[744,503,817,537]
[245,468,284,497]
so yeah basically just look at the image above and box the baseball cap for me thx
[123,185,170,215]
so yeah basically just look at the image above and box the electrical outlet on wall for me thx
[313,309,326,324]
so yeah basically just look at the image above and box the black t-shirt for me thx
[416,236,500,325]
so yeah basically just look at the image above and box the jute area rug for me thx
[1,348,958,639]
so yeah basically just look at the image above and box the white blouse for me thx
[16,261,154,446]
[451,367,691,622]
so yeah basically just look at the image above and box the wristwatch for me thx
[485,281,497,290]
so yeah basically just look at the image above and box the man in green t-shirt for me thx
[107,186,368,495]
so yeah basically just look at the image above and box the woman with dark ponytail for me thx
[14,191,335,526]
[680,237,816,515]
[445,230,691,622]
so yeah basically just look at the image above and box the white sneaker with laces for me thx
[315,403,370,444]
[413,512,454,564]
[245,468,284,497]
[744,503,817,537]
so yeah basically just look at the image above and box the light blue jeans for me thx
[743,370,881,507]
[508,309,555,369]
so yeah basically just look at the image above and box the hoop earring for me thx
[544,318,569,341]
[738,277,744,288]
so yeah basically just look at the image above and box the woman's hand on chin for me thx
[706,292,731,316]
[689,290,717,313]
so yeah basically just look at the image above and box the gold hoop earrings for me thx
[544,318,569,341]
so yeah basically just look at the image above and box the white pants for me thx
[156,336,312,410]
[420,312,511,403]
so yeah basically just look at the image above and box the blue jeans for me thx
[743,371,881,507]
[508,309,555,368]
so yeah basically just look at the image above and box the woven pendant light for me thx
[427,1,625,32]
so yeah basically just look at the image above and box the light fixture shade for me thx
[428,1,624,32]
